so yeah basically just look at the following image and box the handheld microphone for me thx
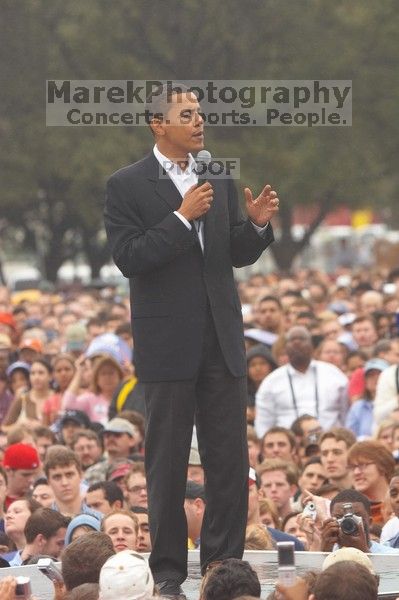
[196,150,212,185]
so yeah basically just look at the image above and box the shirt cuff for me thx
[174,211,192,230]
[251,220,269,235]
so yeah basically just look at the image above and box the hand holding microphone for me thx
[177,150,213,222]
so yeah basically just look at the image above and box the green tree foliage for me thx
[0,0,398,278]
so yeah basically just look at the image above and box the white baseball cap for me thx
[322,547,375,574]
[99,550,154,600]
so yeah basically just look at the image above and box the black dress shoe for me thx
[157,579,187,599]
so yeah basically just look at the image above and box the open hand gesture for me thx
[244,184,279,226]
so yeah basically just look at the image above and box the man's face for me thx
[103,513,137,553]
[103,431,134,459]
[320,438,350,482]
[257,300,282,331]
[125,472,147,508]
[389,476,399,517]
[73,436,103,469]
[43,527,67,559]
[86,488,112,514]
[260,469,296,512]
[248,357,273,385]
[133,512,151,552]
[262,432,294,462]
[47,464,82,504]
[286,328,313,365]
[61,421,82,446]
[352,321,377,348]
[298,462,327,494]
[35,436,53,462]
[152,92,204,157]
[7,468,38,497]
[32,484,55,508]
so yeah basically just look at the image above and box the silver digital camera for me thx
[336,502,362,536]
[302,501,317,521]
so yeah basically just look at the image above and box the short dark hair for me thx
[130,506,148,515]
[64,583,99,600]
[44,445,82,478]
[259,295,282,309]
[290,414,317,438]
[202,558,261,600]
[262,427,296,450]
[145,82,192,127]
[313,561,378,600]
[24,508,69,544]
[330,489,371,515]
[61,532,115,591]
[87,481,124,506]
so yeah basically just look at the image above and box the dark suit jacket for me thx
[104,151,274,382]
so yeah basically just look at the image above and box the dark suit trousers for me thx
[144,306,249,584]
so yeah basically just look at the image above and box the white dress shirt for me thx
[374,364,399,425]
[153,144,268,253]
[254,359,348,437]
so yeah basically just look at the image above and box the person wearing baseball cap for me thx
[2,443,40,509]
[99,550,155,600]
[59,410,92,447]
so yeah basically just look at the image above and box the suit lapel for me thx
[144,152,182,211]
[203,183,217,261]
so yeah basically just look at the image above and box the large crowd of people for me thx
[0,265,399,599]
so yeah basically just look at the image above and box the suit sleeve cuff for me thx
[174,211,192,230]
[250,220,269,235]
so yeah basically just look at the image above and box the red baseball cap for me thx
[19,338,43,353]
[3,443,40,470]
[0,312,16,331]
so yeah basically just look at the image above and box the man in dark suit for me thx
[104,85,279,598]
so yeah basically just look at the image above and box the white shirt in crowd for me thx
[374,364,399,425]
[255,359,348,437]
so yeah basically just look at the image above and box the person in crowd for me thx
[315,339,347,371]
[184,480,206,549]
[131,506,152,553]
[44,445,101,518]
[374,418,396,451]
[201,558,261,600]
[345,358,389,438]
[374,360,399,425]
[381,475,399,547]
[42,353,76,424]
[320,489,399,554]
[101,508,139,553]
[5,361,30,397]
[19,507,69,562]
[3,358,53,427]
[86,481,124,514]
[64,513,101,545]
[351,316,378,354]
[281,511,309,549]
[124,462,148,509]
[58,409,92,447]
[257,459,298,523]
[258,497,280,529]
[293,456,328,511]
[261,427,297,463]
[319,428,355,490]
[98,551,155,600]
[71,429,104,471]
[247,426,262,469]
[62,354,124,425]
[187,446,204,485]
[3,443,40,509]
[3,498,41,565]
[290,414,321,449]
[347,439,395,525]
[246,343,277,424]
[31,425,56,462]
[255,326,348,437]
[84,417,138,485]
[61,531,115,592]
[31,477,55,508]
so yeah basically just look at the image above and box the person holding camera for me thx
[320,489,399,554]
